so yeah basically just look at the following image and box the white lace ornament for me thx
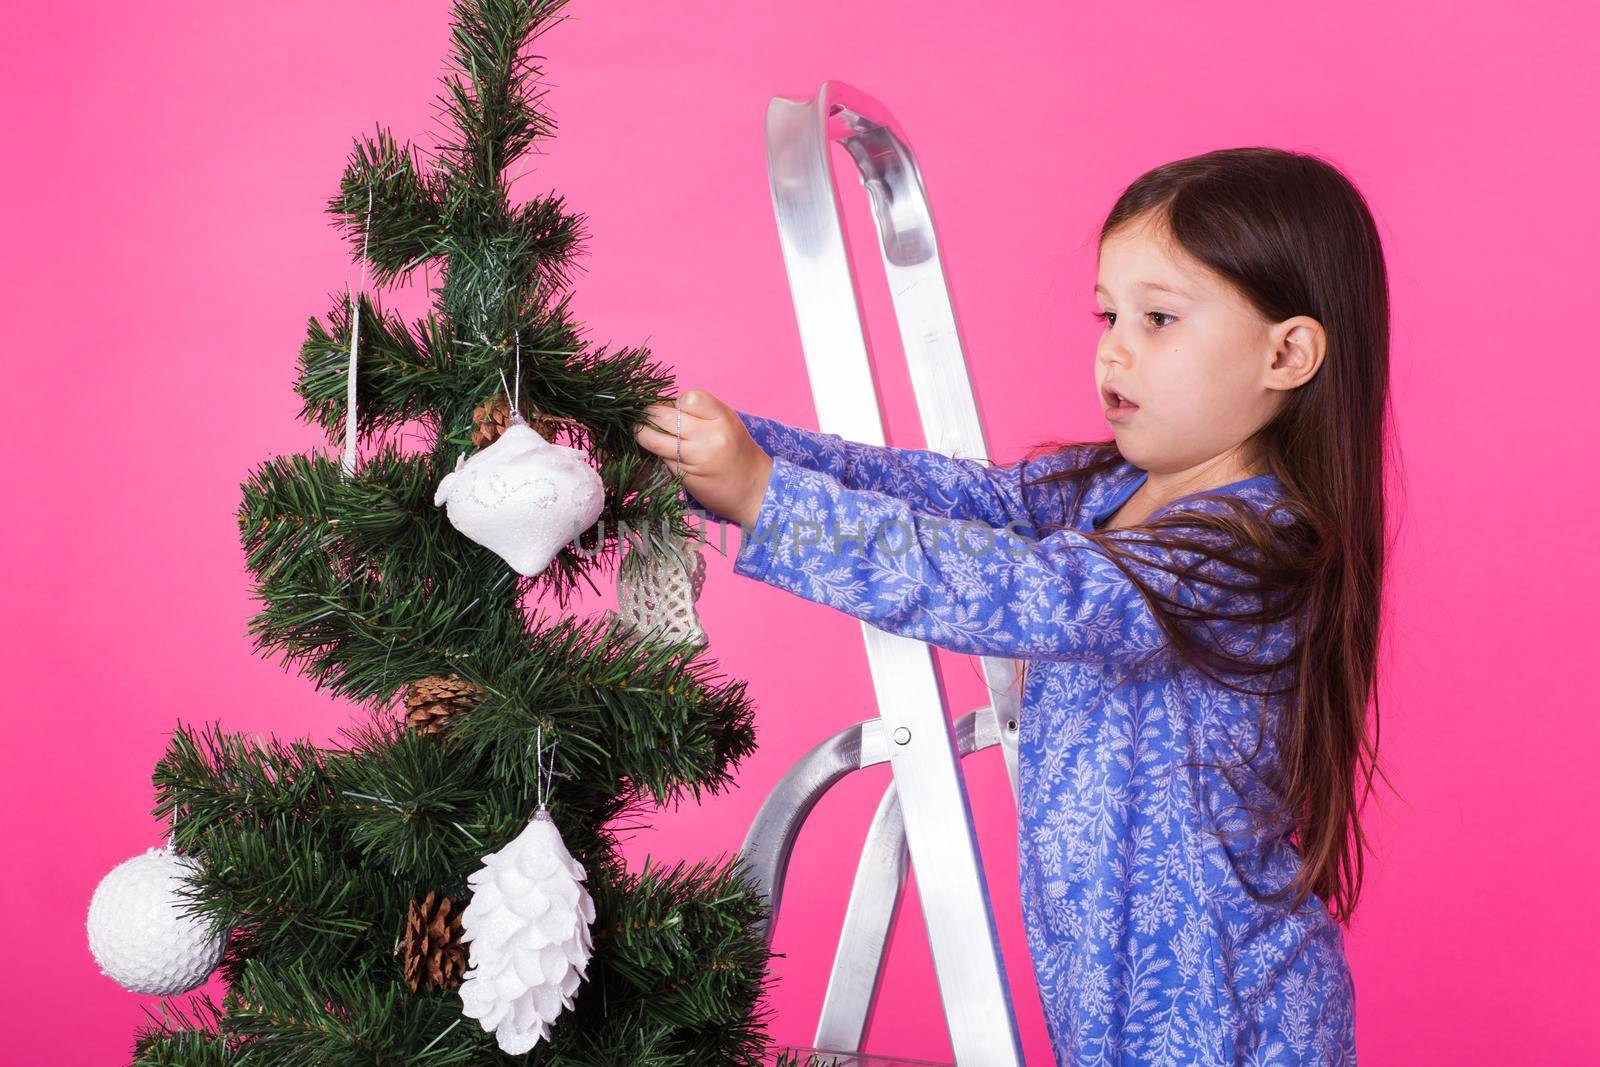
[86,843,228,996]
[434,418,605,577]
[615,533,707,648]
[457,730,595,1054]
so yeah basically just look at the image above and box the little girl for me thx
[636,146,1384,1065]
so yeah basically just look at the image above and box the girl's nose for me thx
[1097,340,1131,369]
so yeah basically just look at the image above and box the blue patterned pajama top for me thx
[683,410,1358,1065]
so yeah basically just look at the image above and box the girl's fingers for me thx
[634,401,683,442]
[641,401,679,423]
[638,390,720,433]
[633,391,726,467]
[675,389,721,419]
[635,421,703,469]
[634,422,680,457]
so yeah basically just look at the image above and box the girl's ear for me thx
[1265,315,1326,393]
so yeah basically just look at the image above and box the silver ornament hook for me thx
[532,721,560,814]
[535,722,545,813]
[495,334,527,429]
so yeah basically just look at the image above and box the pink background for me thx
[4,1,1596,1062]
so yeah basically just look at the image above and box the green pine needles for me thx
[130,1,790,1062]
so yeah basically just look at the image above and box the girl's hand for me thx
[633,389,773,527]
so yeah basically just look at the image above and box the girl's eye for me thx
[1091,310,1175,329]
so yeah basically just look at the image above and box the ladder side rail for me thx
[832,104,1024,810]
[815,706,1007,1054]
[764,80,1025,1067]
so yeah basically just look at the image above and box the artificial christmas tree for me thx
[112,1,794,1062]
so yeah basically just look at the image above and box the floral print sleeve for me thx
[732,451,1207,665]
[682,409,1049,536]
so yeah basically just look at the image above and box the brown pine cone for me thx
[397,890,468,992]
[403,673,484,738]
[470,393,513,448]
[470,392,571,448]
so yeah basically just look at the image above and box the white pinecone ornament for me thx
[614,533,707,648]
[457,807,596,1054]
[86,844,228,996]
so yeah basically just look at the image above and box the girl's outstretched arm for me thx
[686,409,1040,534]
[733,453,1218,666]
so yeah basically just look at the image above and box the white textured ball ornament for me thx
[457,808,596,1054]
[86,845,227,996]
[434,420,606,577]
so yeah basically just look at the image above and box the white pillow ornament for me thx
[433,367,605,577]
[457,729,596,1054]
[86,840,228,996]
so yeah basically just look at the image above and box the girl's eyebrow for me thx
[1095,281,1195,299]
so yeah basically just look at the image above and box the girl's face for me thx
[1092,212,1311,477]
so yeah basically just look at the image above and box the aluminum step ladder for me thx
[736,80,1027,1067]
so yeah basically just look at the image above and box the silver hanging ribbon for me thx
[341,186,375,476]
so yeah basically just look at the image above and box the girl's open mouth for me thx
[1102,384,1140,421]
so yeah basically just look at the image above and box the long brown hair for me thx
[1017,147,1393,923]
